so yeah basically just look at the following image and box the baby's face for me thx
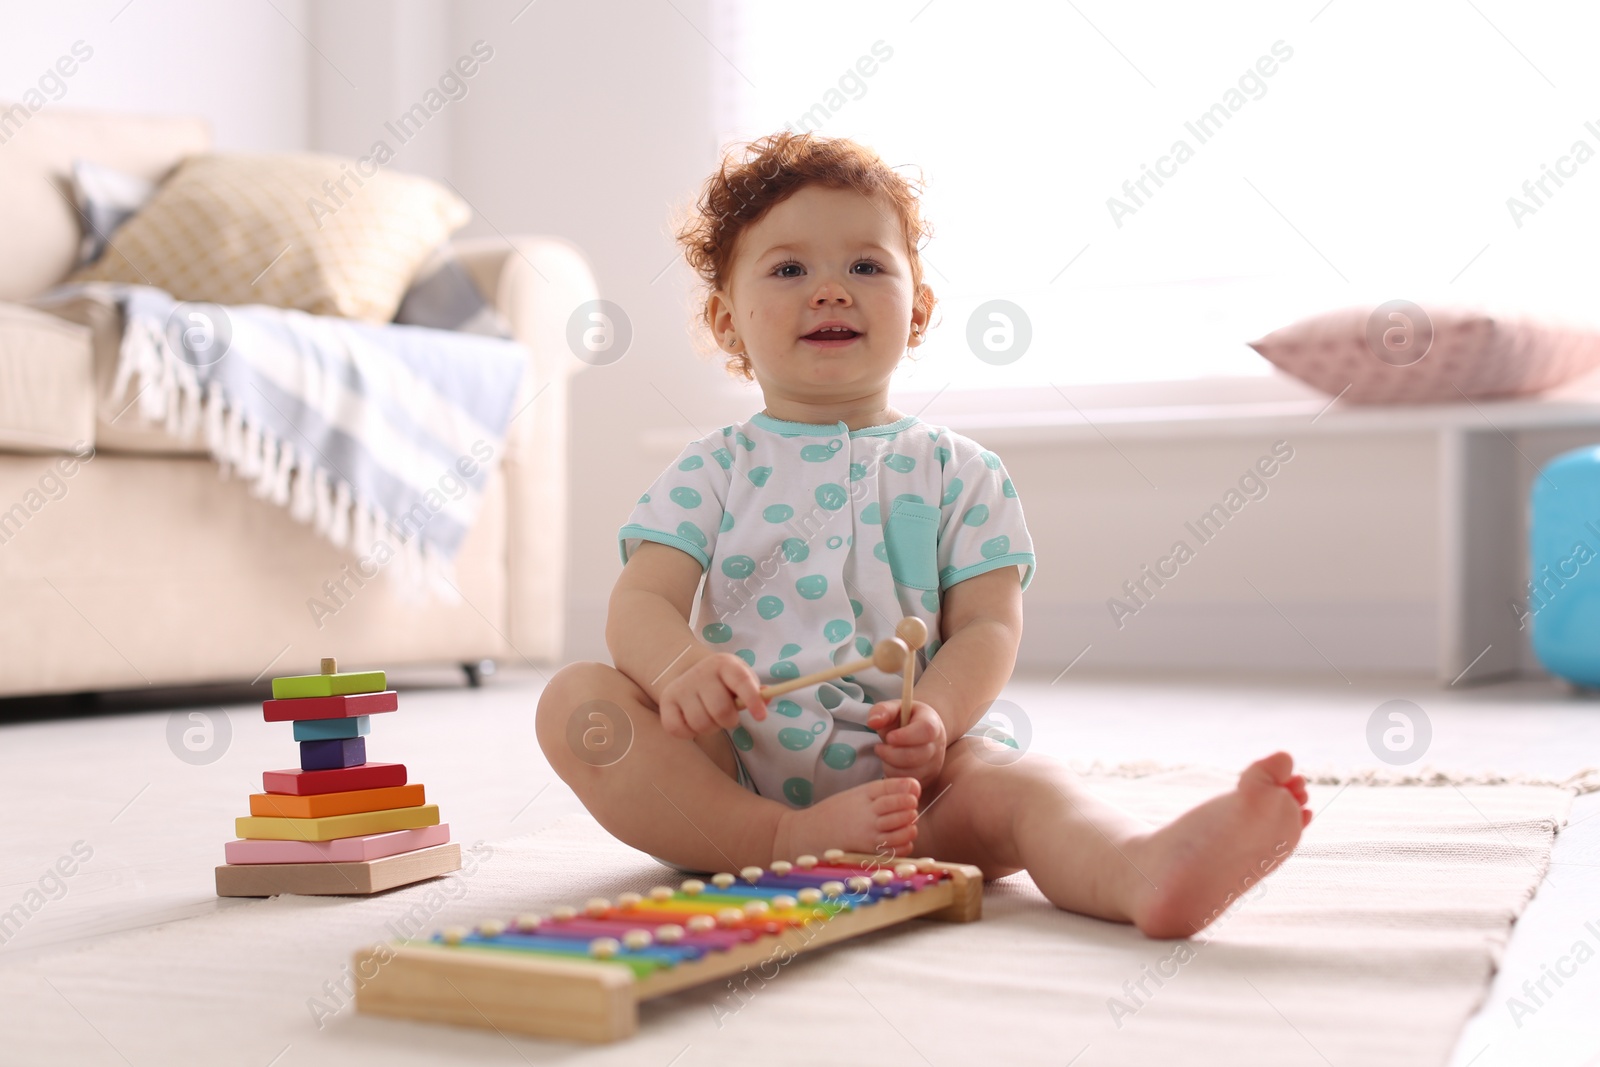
[711,185,927,405]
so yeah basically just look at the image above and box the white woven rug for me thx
[3,768,1580,1067]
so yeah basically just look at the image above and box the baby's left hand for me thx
[867,700,947,791]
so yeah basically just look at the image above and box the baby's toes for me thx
[869,794,920,833]
[868,776,921,802]
[1284,774,1308,805]
[875,818,918,851]
[1240,751,1295,792]
[873,795,919,829]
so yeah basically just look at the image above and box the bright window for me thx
[710,0,1600,392]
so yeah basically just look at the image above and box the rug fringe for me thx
[1061,758,1600,793]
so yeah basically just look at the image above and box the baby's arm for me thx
[607,541,766,737]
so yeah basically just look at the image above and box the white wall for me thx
[442,0,778,666]
[0,0,309,150]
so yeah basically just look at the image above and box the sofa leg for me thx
[462,660,497,688]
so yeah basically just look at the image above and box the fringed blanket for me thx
[33,282,527,600]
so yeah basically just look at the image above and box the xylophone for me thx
[353,848,983,1042]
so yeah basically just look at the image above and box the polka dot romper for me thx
[618,410,1036,808]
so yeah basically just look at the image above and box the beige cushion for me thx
[0,105,208,302]
[1249,304,1600,404]
[0,303,93,453]
[71,153,470,323]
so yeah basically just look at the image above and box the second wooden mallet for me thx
[895,617,928,728]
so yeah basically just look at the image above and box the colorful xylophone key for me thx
[353,851,985,1043]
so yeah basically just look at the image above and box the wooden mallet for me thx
[735,637,910,710]
[895,617,928,728]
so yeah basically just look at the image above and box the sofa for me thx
[0,107,595,699]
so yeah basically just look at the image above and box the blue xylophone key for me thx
[442,931,705,965]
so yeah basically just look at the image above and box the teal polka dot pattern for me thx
[822,743,857,770]
[814,483,848,510]
[779,723,826,750]
[617,416,1034,812]
[796,575,828,599]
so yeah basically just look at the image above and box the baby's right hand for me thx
[658,653,768,740]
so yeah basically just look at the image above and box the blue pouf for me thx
[1529,444,1600,686]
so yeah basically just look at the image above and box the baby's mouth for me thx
[801,327,862,346]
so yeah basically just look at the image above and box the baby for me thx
[536,132,1311,939]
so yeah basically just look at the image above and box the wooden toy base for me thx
[215,842,461,897]
[353,852,982,1043]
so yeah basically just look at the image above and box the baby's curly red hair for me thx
[673,131,938,382]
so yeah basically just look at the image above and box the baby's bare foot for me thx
[773,777,921,861]
[1129,752,1311,940]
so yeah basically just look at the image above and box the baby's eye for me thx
[773,261,803,277]
[852,260,885,275]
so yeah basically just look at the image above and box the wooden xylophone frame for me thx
[352,851,983,1043]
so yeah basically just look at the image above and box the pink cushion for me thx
[1248,304,1600,404]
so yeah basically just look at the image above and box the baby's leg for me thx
[912,738,1310,938]
[535,662,921,871]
